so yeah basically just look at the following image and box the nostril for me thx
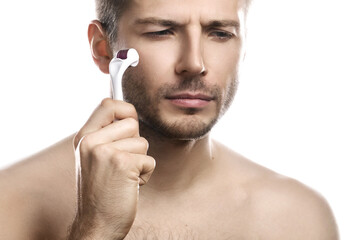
[175,59,206,75]
[200,66,207,75]
[175,65,207,76]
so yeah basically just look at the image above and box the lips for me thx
[166,92,214,108]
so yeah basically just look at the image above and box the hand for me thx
[68,98,156,240]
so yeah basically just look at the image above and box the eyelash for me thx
[144,29,235,41]
[209,30,235,41]
[145,29,174,38]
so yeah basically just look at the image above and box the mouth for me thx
[165,92,214,108]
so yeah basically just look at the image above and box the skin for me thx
[0,0,339,239]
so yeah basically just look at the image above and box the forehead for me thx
[125,0,246,24]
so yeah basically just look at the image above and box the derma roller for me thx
[109,48,139,100]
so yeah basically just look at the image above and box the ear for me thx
[88,20,113,74]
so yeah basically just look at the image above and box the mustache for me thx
[158,76,221,99]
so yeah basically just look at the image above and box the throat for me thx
[140,124,216,193]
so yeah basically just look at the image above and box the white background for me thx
[0,0,359,239]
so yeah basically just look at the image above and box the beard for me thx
[121,68,238,140]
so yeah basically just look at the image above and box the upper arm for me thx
[0,168,54,240]
[0,136,77,240]
[0,184,39,240]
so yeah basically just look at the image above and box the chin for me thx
[140,115,218,141]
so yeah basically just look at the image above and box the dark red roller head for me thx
[116,49,129,59]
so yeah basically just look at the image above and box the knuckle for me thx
[148,156,156,169]
[92,144,109,159]
[74,132,84,149]
[125,118,139,132]
[111,152,132,169]
[119,102,138,120]
[79,135,93,153]
[100,98,114,108]
[137,137,149,152]
[126,104,138,119]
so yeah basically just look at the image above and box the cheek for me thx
[205,43,241,87]
[134,45,176,89]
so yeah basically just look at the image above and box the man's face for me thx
[116,0,246,139]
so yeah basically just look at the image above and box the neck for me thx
[140,122,216,194]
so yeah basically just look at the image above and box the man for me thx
[0,0,339,239]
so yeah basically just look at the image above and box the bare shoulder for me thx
[249,174,339,239]
[213,140,339,240]
[0,135,77,240]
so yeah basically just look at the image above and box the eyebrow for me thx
[205,20,240,30]
[134,17,182,28]
[134,17,240,30]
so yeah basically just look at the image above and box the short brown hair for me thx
[95,0,131,47]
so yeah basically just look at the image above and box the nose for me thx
[175,33,206,76]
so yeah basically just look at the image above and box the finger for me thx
[138,155,156,186]
[89,150,155,186]
[109,137,149,155]
[87,98,138,129]
[82,117,140,148]
[75,99,138,147]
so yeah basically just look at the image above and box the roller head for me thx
[110,48,140,101]
[117,49,129,59]
[115,48,139,67]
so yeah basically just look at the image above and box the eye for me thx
[209,30,235,41]
[144,29,174,39]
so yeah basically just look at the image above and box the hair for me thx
[95,0,131,48]
[95,0,252,48]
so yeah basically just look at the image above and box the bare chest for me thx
[123,219,245,240]
[123,198,252,240]
[124,221,199,240]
